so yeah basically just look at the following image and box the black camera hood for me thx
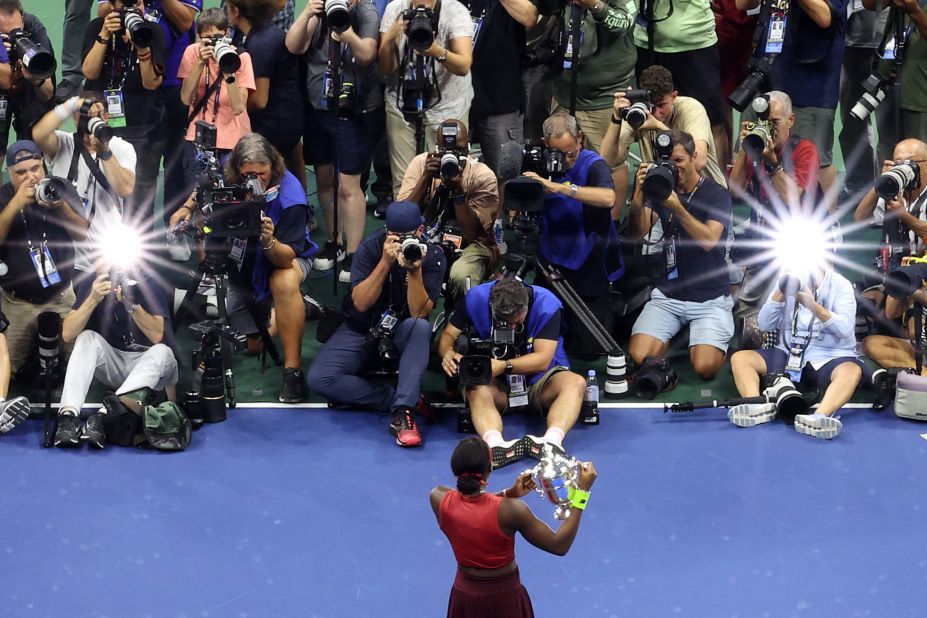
[504,177,545,213]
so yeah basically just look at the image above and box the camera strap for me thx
[72,133,120,223]
[187,68,224,127]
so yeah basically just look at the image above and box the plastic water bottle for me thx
[583,369,600,425]
[494,218,507,254]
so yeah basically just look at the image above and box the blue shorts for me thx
[632,288,735,352]
[756,348,870,392]
[303,106,385,175]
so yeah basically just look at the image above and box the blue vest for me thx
[540,149,624,281]
[465,281,570,385]
[252,171,318,301]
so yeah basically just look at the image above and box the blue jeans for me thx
[308,318,431,412]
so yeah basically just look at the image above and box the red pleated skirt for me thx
[446,568,534,618]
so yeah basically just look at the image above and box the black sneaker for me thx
[491,438,525,469]
[0,396,31,434]
[82,412,107,449]
[279,368,307,403]
[338,253,353,284]
[54,414,83,448]
[522,435,565,461]
[313,241,345,271]
[388,407,423,447]
[373,196,391,219]
[304,295,324,321]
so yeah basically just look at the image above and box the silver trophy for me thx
[527,444,580,520]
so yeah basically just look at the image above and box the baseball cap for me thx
[385,200,424,233]
[6,140,43,168]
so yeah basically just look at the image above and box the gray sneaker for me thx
[794,413,842,440]
[0,396,31,434]
[728,403,777,428]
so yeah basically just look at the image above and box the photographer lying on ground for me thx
[437,276,584,469]
[170,133,317,403]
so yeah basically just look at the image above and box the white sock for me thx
[482,430,504,448]
[0,396,5,404]
[543,427,565,447]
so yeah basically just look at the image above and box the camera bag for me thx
[893,371,927,421]
[143,401,192,451]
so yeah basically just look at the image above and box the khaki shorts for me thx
[502,365,571,415]
[1,285,76,373]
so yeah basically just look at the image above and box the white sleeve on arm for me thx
[820,277,857,339]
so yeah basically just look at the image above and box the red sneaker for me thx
[389,407,423,447]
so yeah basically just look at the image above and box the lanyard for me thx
[106,38,139,92]
[202,64,223,124]
[666,176,704,235]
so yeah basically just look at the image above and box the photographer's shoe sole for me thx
[0,396,31,434]
[727,403,777,428]
[491,439,524,469]
[794,414,842,440]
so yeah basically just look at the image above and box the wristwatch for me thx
[504,360,514,375]
[224,74,237,84]
[98,149,113,161]
[435,48,448,63]
[95,34,109,45]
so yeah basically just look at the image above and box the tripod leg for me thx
[43,375,54,448]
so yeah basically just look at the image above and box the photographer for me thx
[178,8,255,187]
[853,139,927,230]
[627,130,734,380]
[378,0,474,198]
[0,141,87,374]
[170,133,316,403]
[0,308,30,434]
[226,0,305,180]
[286,0,382,283]
[736,0,848,207]
[308,201,446,448]
[0,0,56,157]
[729,263,866,440]
[602,64,726,216]
[526,112,621,352]
[32,94,137,275]
[82,0,167,232]
[465,0,538,175]
[53,257,178,449]
[398,119,498,301]
[438,277,584,469]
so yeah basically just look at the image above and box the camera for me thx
[521,141,565,180]
[741,95,774,161]
[325,0,352,33]
[620,88,653,130]
[184,321,246,425]
[87,116,114,143]
[729,56,773,112]
[871,367,907,410]
[641,131,678,203]
[398,233,428,263]
[119,8,154,48]
[763,374,808,424]
[34,177,69,206]
[436,123,464,181]
[5,28,56,81]
[524,37,561,68]
[403,6,437,52]
[883,257,927,299]
[203,36,241,74]
[197,173,265,238]
[453,322,517,387]
[777,272,806,297]
[630,356,677,400]
[875,160,921,201]
[365,310,400,364]
[849,73,888,122]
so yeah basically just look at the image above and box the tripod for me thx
[327,35,344,295]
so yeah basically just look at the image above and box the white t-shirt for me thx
[46,131,136,272]
[380,0,474,125]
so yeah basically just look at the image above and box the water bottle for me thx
[582,369,600,425]
[494,218,507,254]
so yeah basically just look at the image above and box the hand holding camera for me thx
[440,348,463,377]
[260,215,275,248]
[522,171,557,194]
[99,11,122,39]
[90,274,114,305]
[303,0,325,18]
[12,178,37,207]
[382,233,402,264]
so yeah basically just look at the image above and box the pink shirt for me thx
[178,44,257,149]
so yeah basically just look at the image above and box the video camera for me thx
[201,36,240,74]
[197,176,264,239]
[641,131,678,203]
[403,5,437,51]
[453,322,518,387]
[742,95,775,161]
[522,141,566,181]
[4,28,56,81]
[119,8,154,48]
[884,256,927,300]
[619,88,652,130]
[875,160,921,201]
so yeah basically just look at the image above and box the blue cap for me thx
[6,140,43,168]
[385,200,424,233]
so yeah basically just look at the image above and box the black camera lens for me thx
[401,237,424,262]
[875,163,919,200]
[326,0,352,33]
[404,8,435,51]
[122,9,154,48]
[642,165,675,203]
[87,116,114,143]
[9,29,57,81]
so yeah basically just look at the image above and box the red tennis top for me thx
[439,491,516,569]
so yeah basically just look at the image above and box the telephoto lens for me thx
[849,74,887,122]
[778,273,803,297]
[87,116,114,142]
[883,261,927,299]
[440,152,461,180]
[121,9,154,48]
[34,178,68,205]
[325,0,352,33]
[404,8,436,52]
[8,29,56,80]
[875,162,920,200]
[623,102,649,130]
[36,312,61,370]
[213,38,241,74]
[401,236,427,262]
[763,375,808,424]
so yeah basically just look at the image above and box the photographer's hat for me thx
[6,140,43,168]
[386,200,424,233]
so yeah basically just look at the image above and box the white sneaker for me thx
[0,396,31,434]
[727,402,777,428]
[794,413,842,440]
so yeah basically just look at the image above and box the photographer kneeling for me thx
[398,119,497,303]
[54,244,178,449]
[170,133,317,403]
[438,277,584,469]
[729,264,866,440]
[627,130,733,381]
[308,201,446,448]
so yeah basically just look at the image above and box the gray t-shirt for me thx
[305,0,384,112]
[380,0,474,124]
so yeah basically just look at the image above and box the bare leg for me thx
[537,371,584,437]
[862,335,917,371]
[730,349,768,397]
[628,333,668,366]
[690,344,726,380]
[270,262,306,369]
[466,383,509,437]
[338,172,367,254]
[816,362,863,416]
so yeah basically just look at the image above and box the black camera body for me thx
[403,6,437,51]
[642,131,678,203]
[197,172,264,238]
[884,258,927,299]
[365,309,400,367]
[453,326,517,387]
[119,8,154,48]
[620,88,653,130]
[521,141,566,180]
[5,28,56,81]
[631,356,677,400]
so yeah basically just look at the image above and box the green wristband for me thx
[568,487,590,511]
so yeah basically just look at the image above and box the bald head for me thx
[894,139,927,162]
